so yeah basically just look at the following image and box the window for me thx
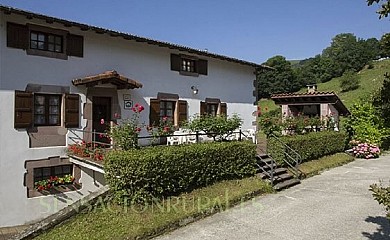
[160,101,175,122]
[182,58,196,73]
[30,31,63,53]
[34,94,61,126]
[150,98,188,126]
[206,103,219,116]
[171,54,208,76]
[201,100,227,116]
[14,90,80,129]
[33,164,72,183]
[7,22,84,59]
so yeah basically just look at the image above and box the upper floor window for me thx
[7,22,84,59]
[182,58,196,73]
[30,31,63,53]
[34,94,62,126]
[171,54,208,76]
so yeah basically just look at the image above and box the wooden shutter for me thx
[67,34,84,57]
[198,59,208,75]
[220,103,227,116]
[149,99,160,126]
[170,54,181,71]
[178,100,188,126]
[7,22,29,50]
[14,91,33,128]
[200,101,207,115]
[64,94,80,128]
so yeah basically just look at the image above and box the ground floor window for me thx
[149,95,188,127]
[159,101,175,123]
[201,99,227,116]
[33,164,72,182]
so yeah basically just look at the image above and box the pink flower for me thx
[100,118,105,125]
[162,116,168,121]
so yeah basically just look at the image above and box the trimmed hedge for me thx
[104,141,257,203]
[268,131,347,165]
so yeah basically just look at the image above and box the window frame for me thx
[30,30,64,53]
[26,24,68,59]
[159,100,176,123]
[34,93,62,126]
[33,164,73,183]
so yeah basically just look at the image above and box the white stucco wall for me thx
[0,12,257,227]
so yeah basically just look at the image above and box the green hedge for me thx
[267,131,347,165]
[104,141,257,203]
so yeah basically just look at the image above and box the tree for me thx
[257,55,300,98]
[380,33,390,58]
[373,73,390,127]
[339,70,360,92]
[367,0,390,18]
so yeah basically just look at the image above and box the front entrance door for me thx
[93,97,111,145]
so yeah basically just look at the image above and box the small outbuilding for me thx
[271,85,350,130]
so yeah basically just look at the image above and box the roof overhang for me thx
[72,70,143,89]
[0,5,271,70]
[271,92,350,116]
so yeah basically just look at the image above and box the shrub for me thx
[267,131,347,165]
[351,142,380,159]
[104,141,256,204]
[370,183,390,221]
[258,109,282,136]
[340,70,360,92]
[344,101,388,146]
[184,114,242,141]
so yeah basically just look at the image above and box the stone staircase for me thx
[256,154,301,191]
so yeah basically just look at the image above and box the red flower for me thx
[136,127,141,132]
[138,105,144,113]
[163,126,170,132]
[38,186,45,191]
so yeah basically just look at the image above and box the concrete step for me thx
[273,178,301,191]
[274,173,294,183]
[256,167,288,179]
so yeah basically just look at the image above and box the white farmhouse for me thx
[0,5,267,227]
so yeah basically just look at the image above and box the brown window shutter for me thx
[7,22,29,50]
[14,91,33,128]
[149,99,160,126]
[178,100,188,126]
[67,34,84,57]
[200,101,207,115]
[170,54,181,71]
[64,94,80,128]
[198,59,208,75]
[220,103,227,116]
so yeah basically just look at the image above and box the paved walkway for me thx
[156,156,390,240]
[0,225,30,240]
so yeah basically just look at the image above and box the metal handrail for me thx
[268,133,305,178]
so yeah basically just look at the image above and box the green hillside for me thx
[259,59,390,112]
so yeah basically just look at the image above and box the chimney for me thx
[307,84,317,93]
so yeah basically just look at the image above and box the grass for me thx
[298,153,355,178]
[258,59,390,112]
[35,177,273,240]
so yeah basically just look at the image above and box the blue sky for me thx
[0,0,388,63]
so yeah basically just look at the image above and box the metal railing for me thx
[268,133,305,179]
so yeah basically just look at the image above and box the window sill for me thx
[28,182,82,198]
[27,48,68,60]
[179,71,199,77]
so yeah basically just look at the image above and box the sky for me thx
[0,0,388,63]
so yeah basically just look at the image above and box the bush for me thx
[370,183,390,221]
[267,131,347,165]
[345,101,388,146]
[184,114,242,141]
[104,141,257,204]
[340,70,360,92]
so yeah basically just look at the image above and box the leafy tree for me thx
[367,0,390,18]
[257,55,300,98]
[380,33,390,58]
[373,73,390,127]
[339,70,360,92]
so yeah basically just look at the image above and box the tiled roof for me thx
[0,5,271,69]
[271,91,336,98]
[271,91,350,116]
[72,70,143,89]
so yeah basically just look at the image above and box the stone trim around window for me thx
[26,24,68,60]
[25,156,81,198]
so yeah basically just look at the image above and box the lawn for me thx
[298,153,355,177]
[35,177,273,240]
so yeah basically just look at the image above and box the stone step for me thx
[258,163,278,172]
[274,173,294,183]
[273,178,301,191]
